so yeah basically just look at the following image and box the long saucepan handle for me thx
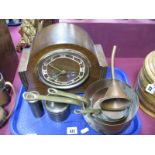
[23,91,84,106]
[48,88,88,104]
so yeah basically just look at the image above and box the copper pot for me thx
[0,73,11,106]
[82,79,139,134]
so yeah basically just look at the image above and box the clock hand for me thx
[53,70,67,79]
[49,64,64,73]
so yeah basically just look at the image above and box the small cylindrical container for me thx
[44,101,70,122]
[26,91,44,118]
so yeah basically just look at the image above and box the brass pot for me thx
[135,50,155,118]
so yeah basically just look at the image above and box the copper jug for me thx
[0,73,11,106]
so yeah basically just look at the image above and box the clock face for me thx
[37,49,91,89]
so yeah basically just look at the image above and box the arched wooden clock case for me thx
[19,23,106,94]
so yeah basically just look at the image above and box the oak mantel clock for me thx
[19,23,107,94]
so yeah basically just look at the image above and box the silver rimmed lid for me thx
[45,101,69,114]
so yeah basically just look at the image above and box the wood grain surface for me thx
[0,20,18,82]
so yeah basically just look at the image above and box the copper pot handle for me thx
[4,81,16,120]
[23,91,84,106]
[48,88,88,104]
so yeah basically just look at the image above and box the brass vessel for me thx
[136,50,155,118]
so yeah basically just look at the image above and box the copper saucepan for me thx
[83,79,139,134]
